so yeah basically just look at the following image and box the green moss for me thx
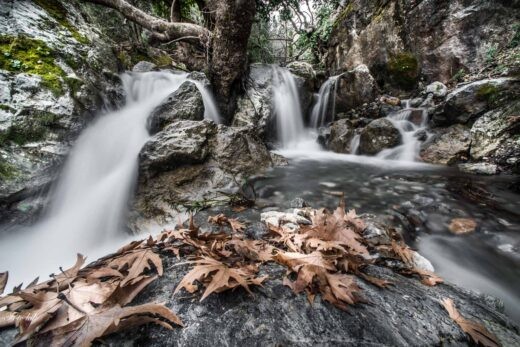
[0,104,15,113]
[153,54,173,68]
[0,111,60,146]
[0,35,66,95]
[387,52,419,90]
[333,3,355,28]
[64,76,84,95]
[0,160,18,180]
[476,84,499,103]
[34,0,89,44]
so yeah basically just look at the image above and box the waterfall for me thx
[272,66,306,149]
[377,100,429,162]
[0,71,220,287]
[350,134,360,155]
[310,75,339,128]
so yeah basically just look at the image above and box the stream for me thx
[0,66,519,326]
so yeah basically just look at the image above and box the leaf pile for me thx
[0,199,452,345]
[0,239,182,346]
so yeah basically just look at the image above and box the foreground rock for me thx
[420,125,471,165]
[327,119,356,154]
[359,118,401,155]
[131,120,277,231]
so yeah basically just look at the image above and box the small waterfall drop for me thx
[0,71,219,287]
[377,100,429,162]
[310,75,339,128]
[350,134,360,155]
[272,66,306,149]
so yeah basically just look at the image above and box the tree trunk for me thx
[209,0,256,121]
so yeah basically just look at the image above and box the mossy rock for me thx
[476,84,500,103]
[0,35,66,95]
[0,160,18,180]
[0,111,61,146]
[34,0,89,44]
[387,52,420,90]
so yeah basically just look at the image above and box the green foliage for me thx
[181,0,204,24]
[510,24,520,48]
[150,0,170,19]
[451,68,467,83]
[34,0,89,44]
[485,45,498,63]
[0,35,66,96]
[295,4,335,62]
[248,18,275,63]
[387,52,419,90]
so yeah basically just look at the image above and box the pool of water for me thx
[253,151,520,323]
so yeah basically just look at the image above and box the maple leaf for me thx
[14,291,64,344]
[0,271,7,295]
[359,273,393,288]
[175,257,267,301]
[208,214,246,233]
[226,239,274,262]
[303,206,369,257]
[274,251,336,272]
[441,298,501,347]
[322,272,363,310]
[106,248,163,287]
[32,303,182,347]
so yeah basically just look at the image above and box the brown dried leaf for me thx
[0,272,7,295]
[359,273,393,288]
[33,303,182,346]
[441,298,501,347]
[274,251,336,272]
[448,218,477,235]
[107,248,163,287]
[175,257,267,301]
[0,310,18,328]
[208,214,246,233]
[226,239,274,262]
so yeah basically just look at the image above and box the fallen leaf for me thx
[0,272,7,295]
[449,218,477,235]
[107,248,163,287]
[175,257,267,301]
[274,251,336,272]
[441,298,500,347]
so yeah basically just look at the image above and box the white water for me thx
[377,100,429,162]
[0,71,220,288]
[310,75,339,128]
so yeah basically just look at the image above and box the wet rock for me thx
[433,78,520,126]
[244,221,269,240]
[260,211,311,227]
[409,97,424,108]
[359,118,401,155]
[289,197,309,209]
[148,81,204,134]
[470,100,520,173]
[328,119,356,154]
[286,61,316,88]
[232,64,273,138]
[425,81,448,98]
[420,125,471,165]
[380,95,401,106]
[414,130,428,142]
[411,251,435,272]
[458,163,498,175]
[336,65,379,112]
[139,120,214,178]
[98,257,520,347]
[361,214,392,246]
[132,61,157,73]
[132,123,274,231]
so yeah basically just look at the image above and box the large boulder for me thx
[359,118,401,155]
[420,125,471,165]
[335,64,379,113]
[327,1,520,89]
[328,119,356,154]
[148,81,204,134]
[131,121,277,231]
[139,120,214,178]
[470,100,520,173]
[232,64,274,138]
[287,61,316,88]
[432,78,520,126]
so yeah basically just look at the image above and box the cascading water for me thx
[377,100,429,162]
[271,66,322,152]
[310,75,339,128]
[0,71,220,287]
